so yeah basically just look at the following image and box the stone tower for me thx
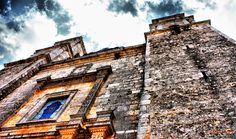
[0,13,235,138]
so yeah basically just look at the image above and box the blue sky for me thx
[0,0,236,69]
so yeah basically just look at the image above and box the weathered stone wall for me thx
[0,62,76,125]
[0,14,236,139]
[0,45,145,138]
[0,58,48,105]
[2,81,93,128]
[146,24,236,138]
[0,62,32,88]
[86,47,145,139]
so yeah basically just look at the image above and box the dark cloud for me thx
[0,19,17,66]
[197,0,217,10]
[35,0,72,35]
[6,20,24,32]
[0,0,10,15]
[0,0,72,35]
[10,0,34,16]
[107,0,195,18]
[0,0,74,67]
[108,0,138,17]
[144,0,195,18]
[0,0,29,33]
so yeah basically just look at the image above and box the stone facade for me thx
[0,13,235,139]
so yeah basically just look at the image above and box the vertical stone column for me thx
[66,43,74,58]
[137,37,152,139]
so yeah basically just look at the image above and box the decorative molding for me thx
[36,67,101,88]
[2,131,59,138]
[17,89,78,126]
[39,44,145,70]
[86,111,116,139]
[1,65,114,139]
[70,63,93,76]
[76,78,103,120]
[70,66,112,121]
[59,128,78,135]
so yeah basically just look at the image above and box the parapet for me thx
[145,13,211,40]
[54,36,87,57]
[34,36,87,62]
[149,13,194,32]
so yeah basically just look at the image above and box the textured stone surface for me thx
[91,48,145,138]
[0,62,32,88]
[146,24,236,138]
[0,14,236,139]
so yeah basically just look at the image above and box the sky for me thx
[0,0,236,69]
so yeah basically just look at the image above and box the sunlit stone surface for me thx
[0,13,235,139]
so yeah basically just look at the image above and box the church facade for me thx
[0,13,235,138]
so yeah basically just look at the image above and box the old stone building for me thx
[0,13,235,138]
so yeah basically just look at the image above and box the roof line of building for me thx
[40,43,145,69]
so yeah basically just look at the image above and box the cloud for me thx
[82,34,99,52]
[12,11,58,60]
[1,0,72,36]
[0,45,13,64]
[106,0,195,19]
[0,0,10,15]
[143,0,195,18]
[196,0,217,10]
[58,0,148,53]
[6,20,25,32]
[107,0,138,17]
[35,0,73,35]
[0,0,74,68]
[9,0,34,16]
[191,0,236,41]
[0,7,59,66]
[0,16,18,65]
[0,0,236,71]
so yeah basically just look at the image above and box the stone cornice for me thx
[0,58,47,101]
[39,43,145,70]
[144,20,211,41]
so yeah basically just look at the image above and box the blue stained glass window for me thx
[33,96,67,120]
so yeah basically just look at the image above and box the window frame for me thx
[17,89,78,125]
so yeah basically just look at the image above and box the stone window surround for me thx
[17,89,78,125]
[1,65,115,138]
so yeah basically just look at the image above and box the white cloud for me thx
[0,16,19,58]
[6,12,57,60]
[58,0,236,54]
[0,54,4,59]
[1,0,236,70]
[0,10,56,63]
[185,0,236,40]
[58,0,149,52]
